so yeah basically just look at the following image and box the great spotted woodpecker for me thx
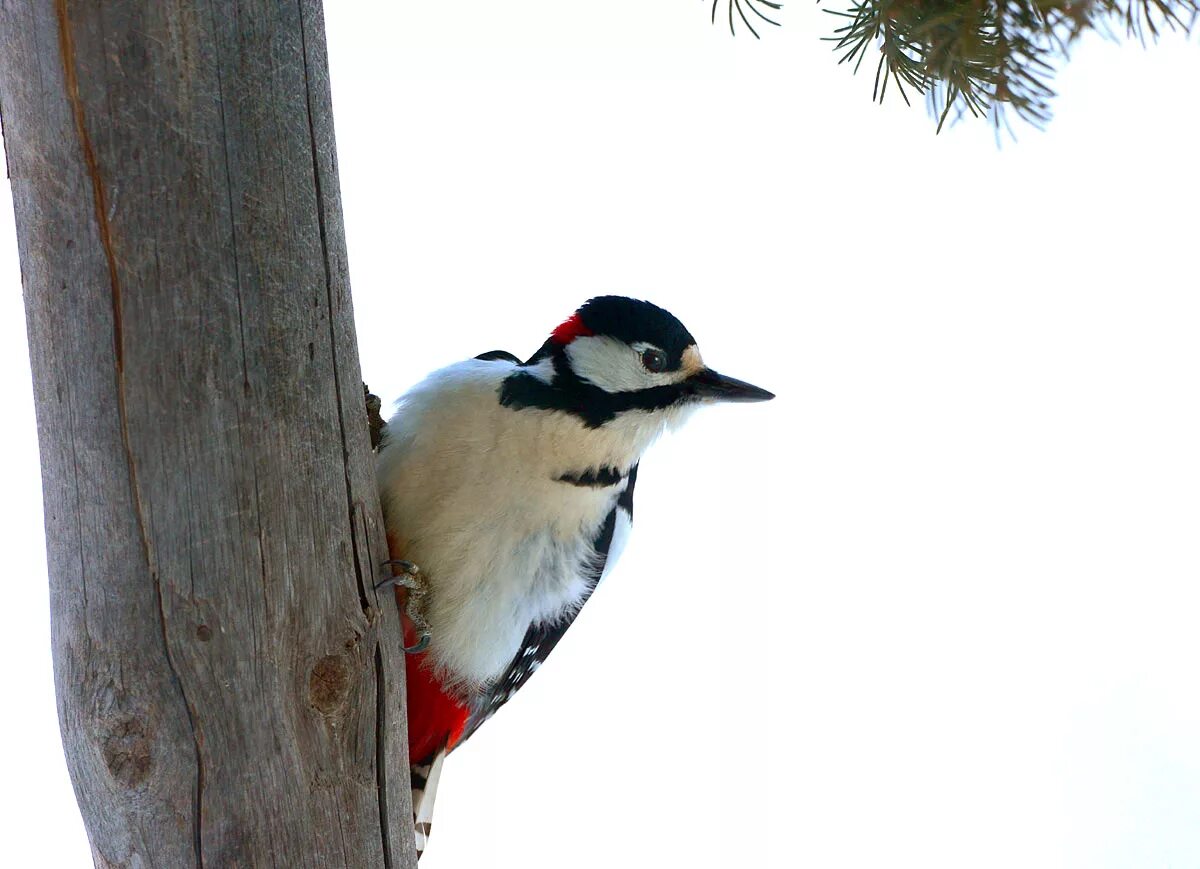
[374,296,772,857]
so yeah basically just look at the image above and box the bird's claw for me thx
[378,560,432,654]
[375,559,420,590]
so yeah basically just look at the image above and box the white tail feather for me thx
[411,750,446,859]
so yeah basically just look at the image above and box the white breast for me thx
[377,359,660,691]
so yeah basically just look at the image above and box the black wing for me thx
[456,465,639,747]
[475,349,523,363]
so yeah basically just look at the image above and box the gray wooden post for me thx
[0,2,416,866]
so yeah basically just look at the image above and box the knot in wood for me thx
[309,654,352,715]
[100,713,153,788]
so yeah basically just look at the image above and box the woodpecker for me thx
[374,296,773,857]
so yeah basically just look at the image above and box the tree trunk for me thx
[0,2,416,866]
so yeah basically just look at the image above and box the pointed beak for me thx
[687,368,775,403]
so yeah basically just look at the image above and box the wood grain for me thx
[0,2,416,865]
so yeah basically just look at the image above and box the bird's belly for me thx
[412,486,616,690]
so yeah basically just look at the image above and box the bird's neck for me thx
[499,362,690,475]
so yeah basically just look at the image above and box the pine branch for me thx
[824,0,1199,129]
[703,0,1194,128]
[713,0,784,38]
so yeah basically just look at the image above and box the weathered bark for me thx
[0,2,416,866]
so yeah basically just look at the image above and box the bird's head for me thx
[505,296,773,429]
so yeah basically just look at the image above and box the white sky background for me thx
[1,2,1198,867]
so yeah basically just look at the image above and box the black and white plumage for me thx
[374,296,772,858]
[458,462,637,745]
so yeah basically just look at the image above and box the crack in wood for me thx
[54,2,205,865]
[296,0,370,607]
[296,2,397,863]
[375,643,395,869]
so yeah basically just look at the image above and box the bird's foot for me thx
[377,560,432,654]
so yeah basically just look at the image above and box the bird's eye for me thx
[640,348,667,373]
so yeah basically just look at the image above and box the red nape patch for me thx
[550,312,594,345]
[400,595,470,763]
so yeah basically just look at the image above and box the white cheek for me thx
[566,336,688,393]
